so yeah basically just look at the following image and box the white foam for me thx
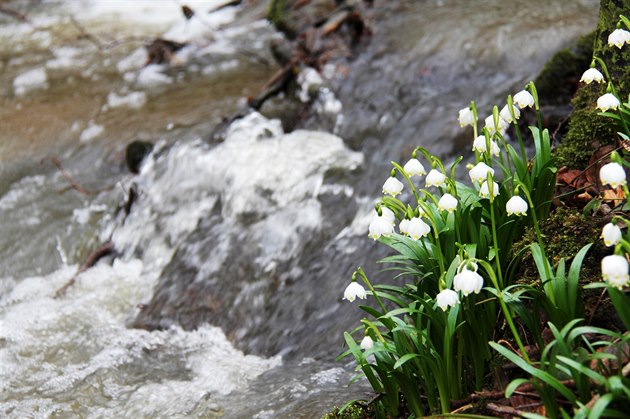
[106,91,147,109]
[13,67,48,97]
[79,122,104,143]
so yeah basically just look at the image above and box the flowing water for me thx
[0,0,599,417]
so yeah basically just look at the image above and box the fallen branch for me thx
[54,242,115,298]
[43,156,115,196]
[0,4,29,22]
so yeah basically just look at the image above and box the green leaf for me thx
[506,378,529,397]
[587,393,613,419]
[393,353,422,369]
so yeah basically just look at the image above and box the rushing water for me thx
[1,0,599,417]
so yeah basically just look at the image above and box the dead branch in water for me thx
[42,156,115,196]
[0,4,29,22]
[54,242,115,298]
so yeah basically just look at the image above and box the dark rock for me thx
[125,140,154,174]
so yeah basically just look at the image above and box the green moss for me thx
[267,0,297,39]
[535,31,595,106]
[552,0,630,169]
[321,403,370,419]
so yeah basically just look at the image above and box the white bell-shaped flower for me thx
[425,169,447,188]
[513,90,535,108]
[383,177,404,196]
[453,269,484,296]
[499,104,520,123]
[377,207,396,225]
[458,107,475,127]
[506,196,528,216]
[360,335,374,350]
[403,158,427,177]
[399,218,410,235]
[580,68,605,84]
[438,193,458,213]
[484,115,508,135]
[479,180,500,199]
[472,135,500,156]
[469,162,495,184]
[608,28,630,49]
[596,93,620,112]
[601,254,630,289]
[407,217,431,240]
[602,223,623,247]
[343,282,367,302]
[368,215,394,240]
[436,289,459,311]
[600,162,627,188]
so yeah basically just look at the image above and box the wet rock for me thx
[125,140,154,174]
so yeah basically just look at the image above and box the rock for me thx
[125,140,154,174]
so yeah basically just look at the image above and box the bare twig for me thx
[0,4,29,22]
[42,156,115,196]
[54,242,115,298]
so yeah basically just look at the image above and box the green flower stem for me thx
[516,181,554,292]
[381,196,407,215]
[391,161,420,203]
[471,100,479,139]
[477,260,531,364]
[488,180,505,290]
[591,57,630,141]
[508,95,528,166]
[356,267,388,314]
[418,193,446,275]
[529,82,544,134]
[361,319,386,343]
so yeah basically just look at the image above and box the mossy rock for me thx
[535,31,595,106]
[321,403,371,419]
[552,0,630,169]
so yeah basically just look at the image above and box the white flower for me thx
[513,90,535,108]
[469,162,495,184]
[608,28,630,49]
[601,255,630,289]
[436,289,459,311]
[438,193,458,213]
[403,158,427,177]
[506,196,528,216]
[479,180,500,199]
[484,114,508,135]
[343,282,367,302]
[580,68,605,84]
[500,104,520,123]
[399,218,410,235]
[596,93,620,112]
[453,269,484,296]
[383,177,404,196]
[602,223,623,247]
[360,335,374,350]
[600,162,627,188]
[472,135,500,156]
[425,169,447,188]
[458,107,475,127]
[407,217,431,240]
[368,215,394,240]
[378,207,396,225]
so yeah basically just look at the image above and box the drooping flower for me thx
[343,282,367,302]
[368,215,394,240]
[601,254,630,289]
[580,68,605,84]
[506,196,528,216]
[601,223,623,247]
[468,162,495,184]
[407,217,431,240]
[399,218,410,235]
[472,135,500,156]
[513,90,535,108]
[484,114,508,135]
[378,207,396,225]
[479,180,500,199]
[608,28,630,49]
[436,289,459,311]
[425,169,447,188]
[383,177,404,196]
[453,269,484,296]
[458,106,476,127]
[596,93,620,112]
[500,104,520,123]
[360,335,374,350]
[403,158,427,177]
[600,162,627,188]
[438,193,458,213]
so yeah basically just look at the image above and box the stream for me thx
[0,0,599,417]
